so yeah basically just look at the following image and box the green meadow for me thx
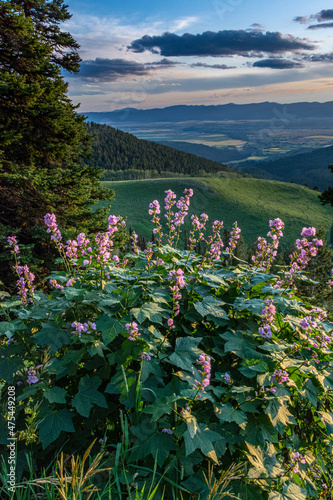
[101,176,333,248]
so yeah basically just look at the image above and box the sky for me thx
[63,0,333,111]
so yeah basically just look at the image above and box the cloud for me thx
[128,30,315,57]
[253,58,304,69]
[68,58,179,82]
[294,9,333,29]
[315,9,333,21]
[294,16,311,24]
[308,22,333,30]
[190,62,236,69]
[249,23,266,32]
[304,53,333,62]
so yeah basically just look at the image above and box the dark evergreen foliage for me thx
[0,0,114,288]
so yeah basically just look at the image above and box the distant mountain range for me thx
[83,101,333,124]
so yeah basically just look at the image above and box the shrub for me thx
[0,189,333,499]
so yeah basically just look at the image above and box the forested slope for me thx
[86,122,246,180]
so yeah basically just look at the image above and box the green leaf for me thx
[202,272,227,286]
[194,296,228,320]
[268,483,307,500]
[215,403,247,425]
[259,342,291,353]
[105,368,137,408]
[63,288,85,299]
[221,330,261,360]
[182,410,200,439]
[143,395,178,421]
[44,387,67,404]
[95,316,124,345]
[72,375,108,417]
[317,411,333,435]
[246,442,284,479]
[300,379,320,407]
[17,385,39,402]
[168,337,202,370]
[33,324,71,354]
[0,319,26,339]
[148,286,170,305]
[184,424,222,463]
[233,297,265,315]
[243,414,278,447]
[130,418,177,467]
[37,409,75,449]
[87,340,106,358]
[0,357,25,383]
[132,302,168,325]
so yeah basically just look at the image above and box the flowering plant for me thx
[0,189,333,498]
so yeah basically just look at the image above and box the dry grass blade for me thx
[203,461,245,500]
[32,440,112,500]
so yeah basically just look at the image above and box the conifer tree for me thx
[0,0,115,287]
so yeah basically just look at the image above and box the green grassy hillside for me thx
[101,176,333,248]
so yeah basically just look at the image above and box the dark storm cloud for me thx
[128,30,315,57]
[190,62,236,69]
[294,9,333,28]
[72,58,178,81]
[253,58,304,69]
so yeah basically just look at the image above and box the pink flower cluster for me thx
[144,246,154,270]
[297,308,333,356]
[7,236,20,254]
[255,385,277,396]
[288,227,323,277]
[49,279,64,290]
[258,324,272,339]
[139,352,152,360]
[149,200,163,245]
[168,268,186,315]
[288,452,306,474]
[161,428,173,435]
[189,213,209,250]
[27,366,39,385]
[125,321,140,341]
[44,213,62,244]
[225,221,241,255]
[271,368,289,384]
[258,297,276,339]
[262,298,276,324]
[194,353,211,390]
[200,220,224,265]
[252,218,284,270]
[173,188,193,227]
[131,231,140,255]
[7,237,35,305]
[66,233,91,262]
[71,321,97,338]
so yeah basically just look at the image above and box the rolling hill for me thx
[239,145,333,190]
[100,177,333,249]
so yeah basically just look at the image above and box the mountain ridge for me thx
[83,101,333,123]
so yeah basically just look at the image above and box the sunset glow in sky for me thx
[64,0,333,111]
